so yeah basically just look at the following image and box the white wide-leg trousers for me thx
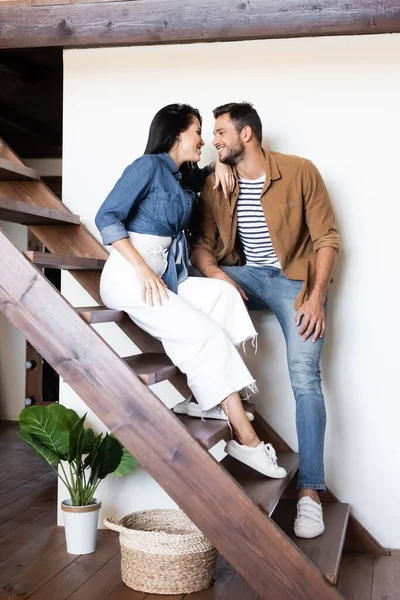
[100,245,257,411]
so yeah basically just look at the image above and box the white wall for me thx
[63,34,400,547]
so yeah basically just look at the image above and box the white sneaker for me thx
[225,440,287,479]
[294,497,325,539]
[173,398,254,422]
[172,397,191,415]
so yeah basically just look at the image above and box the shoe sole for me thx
[225,444,287,479]
[293,525,325,539]
[173,406,189,415]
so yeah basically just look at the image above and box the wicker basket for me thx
[104,509,217,595]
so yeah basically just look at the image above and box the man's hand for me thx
[295,293,326,342]
[209,267,248,301]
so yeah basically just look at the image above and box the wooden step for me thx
[177,402,255,450]
[272,500,350,586]
[0,198,80,226]
[0,158,40,181]
[125,352,253,446]
[76,306,124,324]
[124,353,178,385]
[177,414,231,449]
[221,451,299,516]
[25,252,106,271]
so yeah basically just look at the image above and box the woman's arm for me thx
[96,155,168,306]
[185,161,235,197]
[95,155,154,246]
[112,238,168,307]
[213,160,235,198]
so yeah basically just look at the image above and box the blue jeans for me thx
[221,265,326,491]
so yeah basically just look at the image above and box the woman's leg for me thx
[100,256,286,478]
[177,277,257,347]
[174,276,257,419]
[100,257,255,411]
[221,392,259,446]
[221,392,287,478]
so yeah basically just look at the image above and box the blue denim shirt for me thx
[95,153,211,293]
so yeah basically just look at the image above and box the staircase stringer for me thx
[0,137,387,556]
[0,228,344,600]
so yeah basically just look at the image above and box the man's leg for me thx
[264,271,326,537]
[218,265,269,310]
[220,266,326,488]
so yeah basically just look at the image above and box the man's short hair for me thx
[213,102,262,145]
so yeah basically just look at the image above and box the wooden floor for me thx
[0,420,398,600]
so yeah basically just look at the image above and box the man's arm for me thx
[190,176,219,272]
[190,180,248,300]
[296,160,341,342]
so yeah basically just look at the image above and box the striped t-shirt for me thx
[237,175,281,268]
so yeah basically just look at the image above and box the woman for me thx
[95,104,286,479]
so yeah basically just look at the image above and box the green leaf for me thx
[90,434,122,484]
[19,406,69,459]
[19,430,60,468]
[47,404,80,432]
[83,428,96,454]
[68,415,86,463]
[114,447,138,477]
[83,433,102,470]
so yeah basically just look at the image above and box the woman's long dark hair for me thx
[144,103,202,192]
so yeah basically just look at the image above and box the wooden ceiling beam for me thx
[0,0,399,50]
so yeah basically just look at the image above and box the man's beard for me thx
[219,140,245,166]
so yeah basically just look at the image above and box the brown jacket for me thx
[190,150,341,309]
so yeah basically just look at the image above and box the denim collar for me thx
[158,153,182,181]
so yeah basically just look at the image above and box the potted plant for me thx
[19,403,138,555]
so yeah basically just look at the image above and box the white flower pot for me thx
[61,498,102,554]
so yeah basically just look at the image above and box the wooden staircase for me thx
[0,138,388,600]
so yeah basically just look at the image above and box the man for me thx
[190,102,340,539]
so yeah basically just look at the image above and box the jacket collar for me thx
[232,149,281,183]
[264,150,281,182]
[230,149,281,206]
[158,153,182,181]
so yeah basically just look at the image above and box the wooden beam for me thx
[76,306,124,323]
[0,1,399,50]
[221,452,299,516]
[25,252,106,270]
[0,158,39,182]
[123,352,178,385]
[0,228,345,600]
[0,197,80,225]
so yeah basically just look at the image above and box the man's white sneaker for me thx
[224,440,287,479]
[173,398,254,422]
[294,497,325,539]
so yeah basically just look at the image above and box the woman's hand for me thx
[213,160,235,198]
[135,263,169,306]
[112,238,169,306]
